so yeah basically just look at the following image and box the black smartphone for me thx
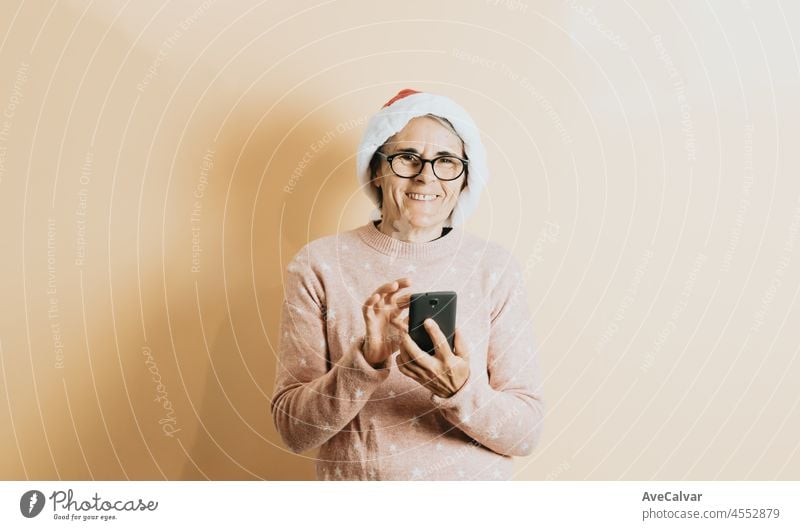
[408,291,457,355]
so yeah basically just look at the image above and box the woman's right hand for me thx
[361,278,411,368]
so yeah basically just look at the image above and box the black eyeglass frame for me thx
[375,151,468,181]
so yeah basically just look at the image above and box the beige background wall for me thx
[1,0,798,480]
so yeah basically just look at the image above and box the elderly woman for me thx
[271,89,544,480]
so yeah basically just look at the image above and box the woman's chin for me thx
[398,212,444,230]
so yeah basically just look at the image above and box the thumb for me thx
[453,328,469,359]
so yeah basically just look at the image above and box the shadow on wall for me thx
[177,97,358,479]
[1,0,366,481]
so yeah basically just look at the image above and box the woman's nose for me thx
[414,160,437,183]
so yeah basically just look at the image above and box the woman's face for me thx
[372,116,466,232]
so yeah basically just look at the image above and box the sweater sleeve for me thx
[270,248,390,454]
[430,254,545,457]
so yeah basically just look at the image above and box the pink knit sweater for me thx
[271,221,544,480]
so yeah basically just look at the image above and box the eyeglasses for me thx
[376,151,468,181]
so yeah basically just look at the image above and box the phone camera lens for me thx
[430,299,438,306]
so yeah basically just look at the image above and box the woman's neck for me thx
[376,219,445,243]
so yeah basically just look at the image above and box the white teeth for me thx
[407,193,437,201]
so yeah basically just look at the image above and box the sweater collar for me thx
[357,220,463,260]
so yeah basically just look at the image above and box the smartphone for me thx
[408,291,457,355]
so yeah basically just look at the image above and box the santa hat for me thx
[356,89,489,227]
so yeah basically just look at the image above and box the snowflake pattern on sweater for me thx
[270,221,544,480]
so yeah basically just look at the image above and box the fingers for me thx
[396,359,420,381]
[389,309,408,334]
[364,279,410,310]
[361,292,380,319]
[362,278,410,318]
[397,348,429,383]
[396,349,420,374]
[424,319,455,361]
[385,279,412,306]
[400,331,435,371]
[389,297,410,330]
[396,348,411,368]
[375,278,410,297]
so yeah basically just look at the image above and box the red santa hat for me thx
[356,89,489,227]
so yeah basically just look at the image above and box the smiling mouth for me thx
[406,192,439,202]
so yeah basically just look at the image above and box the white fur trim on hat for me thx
[356,90,489,227]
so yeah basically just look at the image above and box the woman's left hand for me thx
[395,319,471,398]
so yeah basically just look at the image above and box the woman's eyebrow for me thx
[392,146,461,157]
